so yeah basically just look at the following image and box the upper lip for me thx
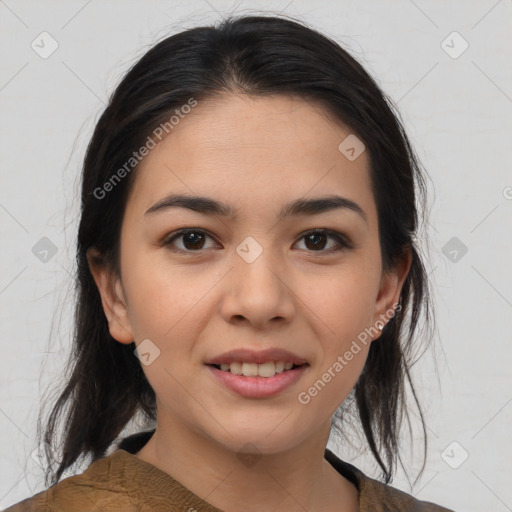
[205,348,308,366]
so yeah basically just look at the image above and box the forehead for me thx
[125,93,376,226]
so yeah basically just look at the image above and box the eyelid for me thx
[161,228,220,250]
[161,228,353,253]
[299,228,354,251]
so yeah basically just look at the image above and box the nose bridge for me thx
[234,234,282,294]
[221,234,294,325]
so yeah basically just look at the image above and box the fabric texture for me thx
[5,431,453,512]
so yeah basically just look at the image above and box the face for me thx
[89,93,409,455]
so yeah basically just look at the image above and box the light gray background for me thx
[1,1,511,511]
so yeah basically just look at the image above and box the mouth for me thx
[204,347,309,397]
[206,361,308,378]
[205,361,309,398]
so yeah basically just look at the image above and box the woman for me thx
[6,14,452,512]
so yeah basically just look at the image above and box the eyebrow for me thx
[145,193,368,224]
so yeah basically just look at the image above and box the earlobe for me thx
[371,248,412,339]
[86,247,134,344]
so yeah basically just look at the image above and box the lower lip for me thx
[206,365,308,398]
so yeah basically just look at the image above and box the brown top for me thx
[5,434,453,512]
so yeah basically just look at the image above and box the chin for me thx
[204,419,316,458]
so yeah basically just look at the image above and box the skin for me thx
[88,93,411,512]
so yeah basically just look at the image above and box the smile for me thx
[206,363,309,398]
[210,361,303,378]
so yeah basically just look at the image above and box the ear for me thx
[86,247,134,344]
[371,247,412,340]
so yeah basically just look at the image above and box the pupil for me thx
[306,233,326,250]
[181,233,327,251]
[184,232,204,250]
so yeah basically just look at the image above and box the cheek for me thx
[299,261,378,399]
[307,263,380,341]
[298,287,372,415]
[120,245,210,338]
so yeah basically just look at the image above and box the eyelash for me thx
[161,228,353,254]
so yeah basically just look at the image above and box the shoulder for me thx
[355,471,454,512]
[3,452,135,512]
[324,449,454,512]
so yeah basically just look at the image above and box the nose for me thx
[219,239,296,329]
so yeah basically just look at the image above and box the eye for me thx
[295,229,352,253]
[162,229,218,252]
[162,228,352,254]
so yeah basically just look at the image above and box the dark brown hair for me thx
[39,14,433,487]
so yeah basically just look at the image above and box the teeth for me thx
[257,361,275,377]
[217,361,299,377]
[241,362,258,377]
[230,362,242,375]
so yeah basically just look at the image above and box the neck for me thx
[134,416,358,512]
